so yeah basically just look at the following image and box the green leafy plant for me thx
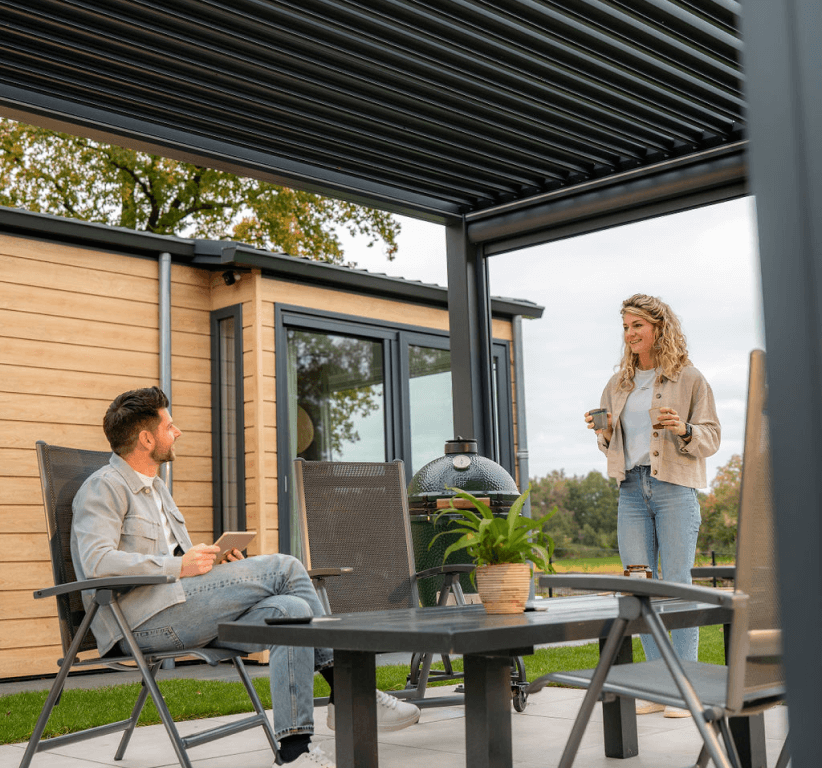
[429,486,557,575]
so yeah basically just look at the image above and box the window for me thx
[275,307,514,553]
[210,305,245,536]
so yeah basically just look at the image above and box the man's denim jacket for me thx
[70,453,193,655]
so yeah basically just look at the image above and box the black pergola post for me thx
[446,220,496,458]
[742,2,822,766]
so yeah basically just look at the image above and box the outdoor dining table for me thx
[218,594,731,768]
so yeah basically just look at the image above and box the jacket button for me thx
[653,432,659,438]
[653,469,658,475]
[656,393,661,399]
[653,450,659,456]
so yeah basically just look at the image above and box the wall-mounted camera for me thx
[222,270,242,286]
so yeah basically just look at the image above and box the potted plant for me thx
[430,485,556,614]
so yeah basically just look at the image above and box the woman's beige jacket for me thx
[597,364,720,489]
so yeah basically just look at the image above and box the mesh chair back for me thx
[294,459,420,612]
[726,351,784,708]
[36,441,111,655]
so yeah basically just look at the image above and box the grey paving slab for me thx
[2,683,790,768]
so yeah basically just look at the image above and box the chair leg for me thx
[232,657,280,756]
[641,602,733,768]
[554,614,632,768]
[695,741,711,768]
[109,602,195,768]
[718,719,744,768]
[774,730,790,768]
[18,603,101,768]
[114,661,161,760]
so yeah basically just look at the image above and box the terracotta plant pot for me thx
[475,562,532,614]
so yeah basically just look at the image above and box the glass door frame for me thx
[275,304,515,553]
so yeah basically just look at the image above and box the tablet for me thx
[213,531,256,561]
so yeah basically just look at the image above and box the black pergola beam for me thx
[467,143,747,255]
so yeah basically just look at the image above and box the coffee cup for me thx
[649,406,666,429]
[589,408,608,431]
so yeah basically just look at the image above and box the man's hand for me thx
[220,548,245,564]
[180,543,220,578]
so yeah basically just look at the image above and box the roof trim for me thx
[0,205,543,318]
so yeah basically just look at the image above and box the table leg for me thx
[723,624,767,768]
[464,653,513,768]
[600,635,638,758]
[333,650,378,768]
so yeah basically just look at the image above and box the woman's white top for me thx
[621,367,657,470]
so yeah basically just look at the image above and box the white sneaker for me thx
[326,691,421,732]
[664,705,692,718]
[375,689,420,731]
[282,745,335,767]
[635,699,665,715]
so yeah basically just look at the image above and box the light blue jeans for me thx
[618,466,701,663]
[122,554,332,740]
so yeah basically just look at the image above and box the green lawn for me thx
[0,625,725,746]
[550,554,735,575]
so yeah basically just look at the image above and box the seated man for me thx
[71,387,419,768]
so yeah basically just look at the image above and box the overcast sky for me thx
[339,196,764,491]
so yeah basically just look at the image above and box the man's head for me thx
[103,387,179,463]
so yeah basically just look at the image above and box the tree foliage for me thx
[698,454,741,552]
[0,119,400,263]
[529,469,619,553]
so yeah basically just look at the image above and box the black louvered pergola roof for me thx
[0,0,745,253]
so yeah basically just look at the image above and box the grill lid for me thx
[407,437,520,512]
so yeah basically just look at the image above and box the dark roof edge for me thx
[0,206,544,318]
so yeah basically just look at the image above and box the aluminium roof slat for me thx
[162,0,721,144]
[0,0,746,218]
[270,0,738,140]
[384,0,744,120]
[40,0,720,157]
[6,4,623,180]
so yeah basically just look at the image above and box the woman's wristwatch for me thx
[683,422,693,441]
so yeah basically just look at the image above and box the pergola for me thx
[1,1,819,764]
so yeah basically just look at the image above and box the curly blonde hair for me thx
[617,294,691,391]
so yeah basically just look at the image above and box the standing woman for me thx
[585,294,720,716]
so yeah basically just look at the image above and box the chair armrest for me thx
[691,566,736,580]
[34,575,173,599]
[308,567,354,578]
[538,574,738,608]
[415,564,475,580]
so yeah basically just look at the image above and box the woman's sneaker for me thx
[283,745,335,767]
[326,691,420,732]
[635,699,665,715]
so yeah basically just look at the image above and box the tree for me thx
[529,469,619,553]
[565,471,619,550]
[698,454,742,553]
[0,119,400,263]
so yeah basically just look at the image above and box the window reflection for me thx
[287,330,386,462]
[408,345,453,475]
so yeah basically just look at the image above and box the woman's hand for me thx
[584,410,613,442]
[220,547,245,564]
[657,407,690,439]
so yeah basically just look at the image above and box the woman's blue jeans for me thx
[618,466,702,662]
[121,554,332,740]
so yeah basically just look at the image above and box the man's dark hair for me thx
[103,387,169,456]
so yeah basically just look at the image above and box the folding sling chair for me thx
[19,441,279,768]
[529,350,789,768]
[293,458,529,710]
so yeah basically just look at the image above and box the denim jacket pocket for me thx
[121,513,160,554]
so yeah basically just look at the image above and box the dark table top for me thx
[218,594,730,656]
